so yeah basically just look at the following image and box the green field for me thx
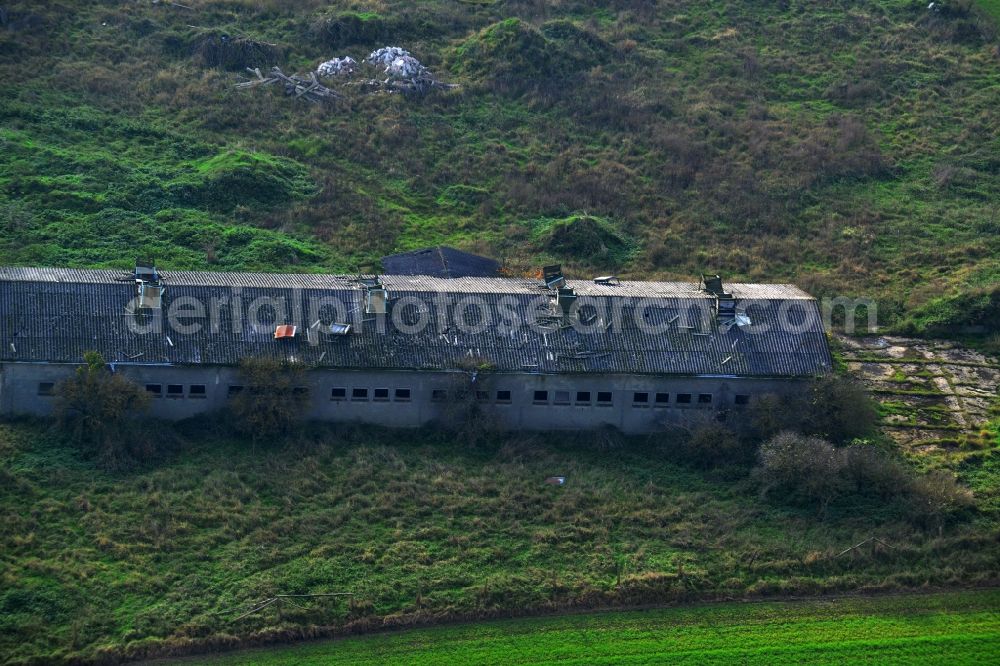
[180,590,1000,665]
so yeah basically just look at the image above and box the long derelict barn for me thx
[0,263,832,433]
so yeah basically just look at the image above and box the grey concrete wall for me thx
[0,362,805,433]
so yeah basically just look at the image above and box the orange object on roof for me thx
[274,325,297,339]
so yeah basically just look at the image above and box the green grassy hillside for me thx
[184,590,1000,665]
[1,420,998,663]
[0,0,998,330]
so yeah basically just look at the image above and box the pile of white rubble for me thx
[316,56,357,77]
[313,46,455,94]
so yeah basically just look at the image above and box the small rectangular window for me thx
[575,391,591,405]
[496,390,512,404]
[432,389,448,402]
[654,392,670,406]
[351,387,369,401]
[632,391,649,406]
[533,390,549,404]
[597,391,613,405]
[394,388,411,402]
[734,394,750,406]
[698,393,713,404]
[167,384,184,398]
[189,384,207,398]
[553,390,571,405]
[676,393,692,404]
[476,390,490,402]
[373,388,389,402]
[228,385,244,398]
[37,382,55,396]
[331,387,347,401]
[145,383,162,397]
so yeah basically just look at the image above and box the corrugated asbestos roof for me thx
[0,267,832,377]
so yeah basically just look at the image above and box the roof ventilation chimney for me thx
[543,264,566,290]
[702,273,737,322]
[361,276,388,314]
[556,286,577,317]
[134,260,164,309]
[702,274,729,297]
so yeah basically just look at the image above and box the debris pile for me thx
[367,46,457,95]
[235,67,339,103]
[316,56,357,77]
[365,46,411,66]
[385,54,425,79]
[237,46,456,102]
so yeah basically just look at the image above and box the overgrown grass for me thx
[0,0,996,330]
[184,590,1000,665]
[977,0,1000,22]
[0,419,997,664]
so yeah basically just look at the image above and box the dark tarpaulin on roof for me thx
[381,246,500,278]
